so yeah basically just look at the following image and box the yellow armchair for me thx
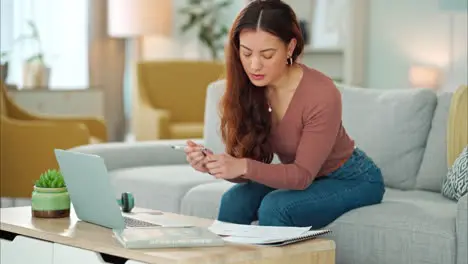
[0,82,108,198]
[134,61,225,140]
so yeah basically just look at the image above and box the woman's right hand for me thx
[184,140,213,173]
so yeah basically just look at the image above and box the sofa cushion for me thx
[457,194,468,264]
[180,180,234,219]
[327,188,457,264]
[442,146,468,201]
[415,93,452,192]
[337,85,437,190]
[109,165,216,213]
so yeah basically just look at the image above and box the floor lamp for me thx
[107,0,173,139]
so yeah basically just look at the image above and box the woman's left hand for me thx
[205,153,247,180]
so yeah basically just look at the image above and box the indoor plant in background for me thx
[179,0,233,61]
[20,20,51,88]
[31,169,71,218]
[1,20,51,88]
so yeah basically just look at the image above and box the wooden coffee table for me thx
[0,206,335,264]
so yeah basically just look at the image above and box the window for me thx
[1,0,14,64]
[1,0,88,89]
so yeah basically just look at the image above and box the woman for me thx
[184,0,385,228]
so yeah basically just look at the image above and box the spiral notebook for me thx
[222,229,331,246]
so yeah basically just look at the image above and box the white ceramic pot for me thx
[22,61,51,88]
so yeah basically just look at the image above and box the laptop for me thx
[54,149,159,229]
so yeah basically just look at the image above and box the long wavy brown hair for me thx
[220,0,304,163]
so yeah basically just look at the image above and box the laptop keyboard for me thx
[124,216,159,228]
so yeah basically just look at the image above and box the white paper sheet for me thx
[208,220,311,239]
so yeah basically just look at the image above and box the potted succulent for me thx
[31,169,70,218]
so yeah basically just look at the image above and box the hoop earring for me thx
[287,57,293,65]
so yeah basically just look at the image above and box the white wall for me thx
[365,0,467,91]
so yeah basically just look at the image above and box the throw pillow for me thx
[442,145,468,201]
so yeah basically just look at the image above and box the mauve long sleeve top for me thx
[241,64,355,190]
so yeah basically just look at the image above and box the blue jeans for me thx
[217,148,385,228]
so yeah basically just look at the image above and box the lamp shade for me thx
[409,66,442,89]
[107,0,172,37]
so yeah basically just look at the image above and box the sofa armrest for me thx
[457,193,467,264]
[70,139,204,171]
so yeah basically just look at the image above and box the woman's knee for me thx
[218,182,273,224]
[219,184,246,211]
[257,191,292,226]
[218,185,248,223]
[221,182,274,206]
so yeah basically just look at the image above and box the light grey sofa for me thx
[72,80,467,264]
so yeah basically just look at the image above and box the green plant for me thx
[20,20,46,64]
[35,169,66,188]
[2,20,46,66]
[179,0,232,60]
